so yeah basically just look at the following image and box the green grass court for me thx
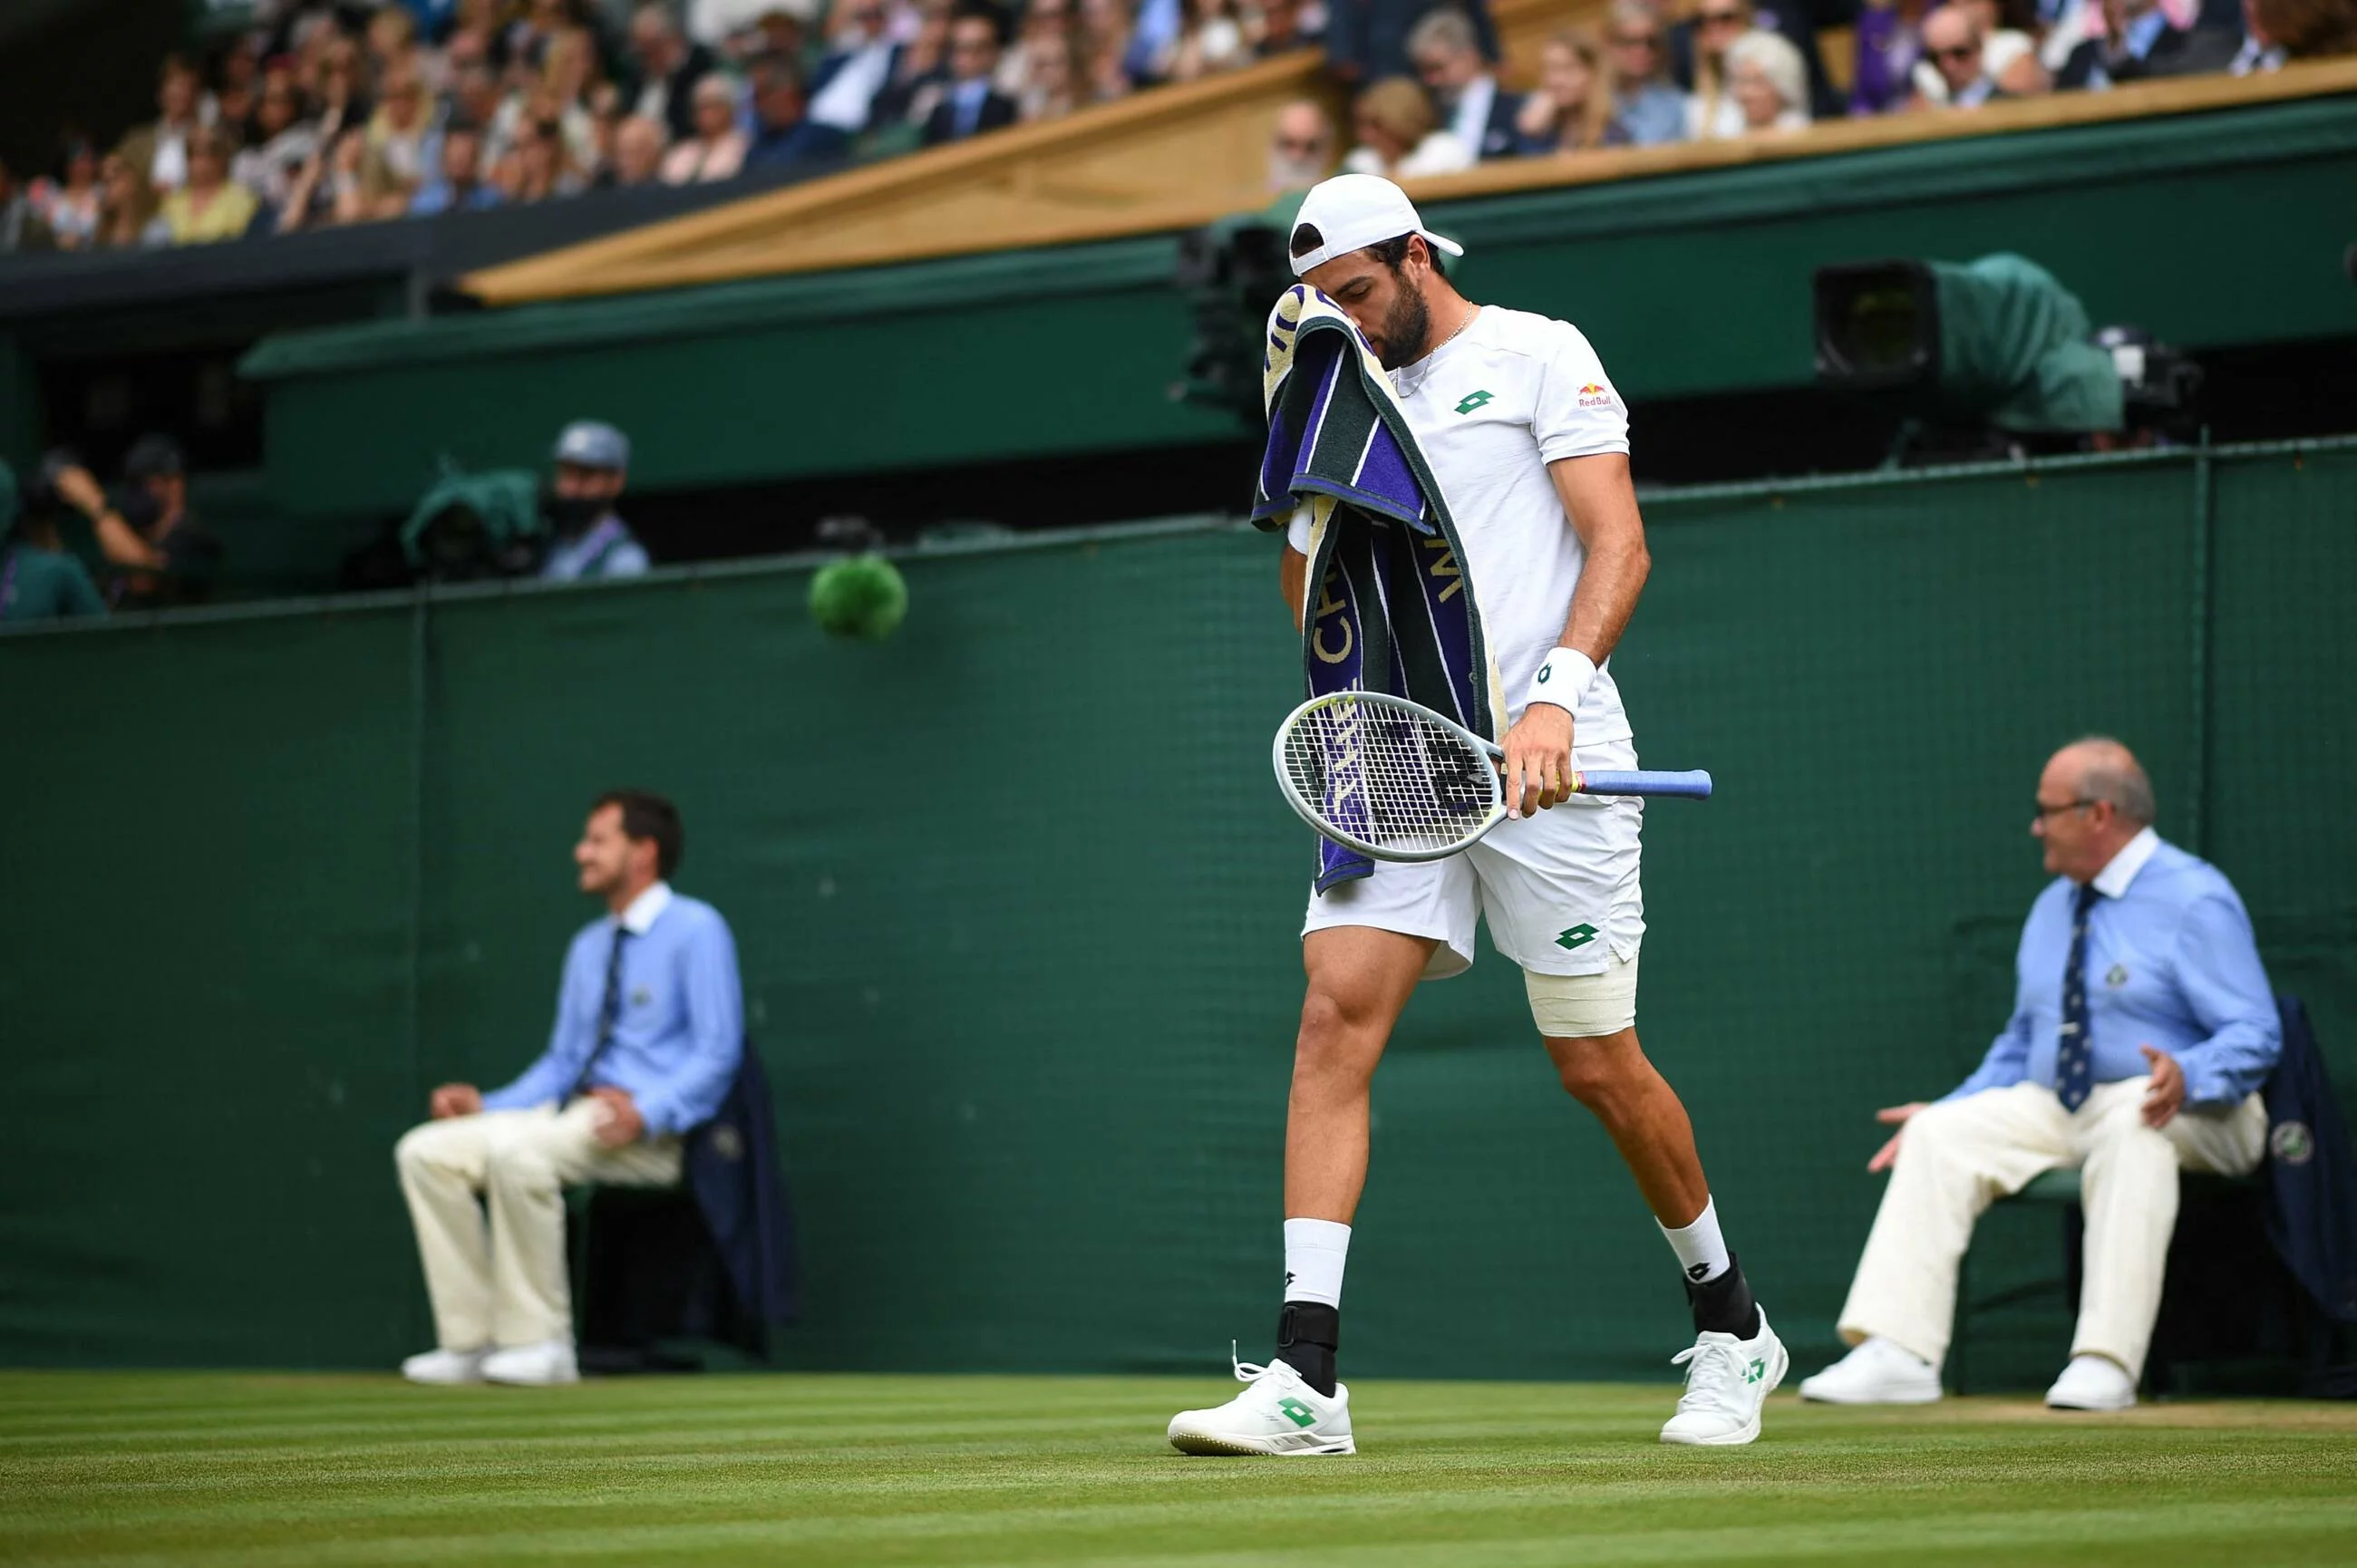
[5,1373,2355,1566]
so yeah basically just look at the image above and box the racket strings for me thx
[1281,700,1496,854]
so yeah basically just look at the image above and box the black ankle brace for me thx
[1274,1300,1341,1397]
[1683,1253,1761,1340]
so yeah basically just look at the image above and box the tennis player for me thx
[1169,174,1783,1454]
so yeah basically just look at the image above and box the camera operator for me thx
[41,434,222,607]
[541,421,650,583]
[0,458,106,624]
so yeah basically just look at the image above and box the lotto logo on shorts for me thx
[1556,924,1598,951]
[1576,382,1615,409]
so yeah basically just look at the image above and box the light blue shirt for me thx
[1613,83,1688,147]
[1949,828,2280,1110]
[482,883,745,1137]
[539,513,650,581]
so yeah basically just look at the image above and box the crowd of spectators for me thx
[0,0,1342,255]
[1263,0,2346,192]
[0,0,2346,256]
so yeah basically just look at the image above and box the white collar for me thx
[2090,827,2160,899]
[616,880,674,935]
[1453,73,1496,142]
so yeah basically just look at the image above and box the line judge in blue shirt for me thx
[395,789,743,1387]
[1801,737,2279,1413]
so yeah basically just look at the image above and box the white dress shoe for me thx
[2045,1354,2137,1411]
[1798,1335,1944,1405]
[401,1347,489,1385]
[480,1340,580,1386]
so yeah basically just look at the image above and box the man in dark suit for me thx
[1408,7,1523,160]
[923,5,1020,146]
[1327,0,1499,84]
[626,2,722,146]
[745,56,852,170]
[2057,0,2244,87]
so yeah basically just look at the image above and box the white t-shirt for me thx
[1289,304,1634,745]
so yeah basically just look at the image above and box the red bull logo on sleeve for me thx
[1576,382,1615,409]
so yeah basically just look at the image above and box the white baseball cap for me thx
[1286,173,1465,278]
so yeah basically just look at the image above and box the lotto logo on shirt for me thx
[1576,382,1615,409]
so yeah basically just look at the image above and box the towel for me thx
[1252,284,1501,892]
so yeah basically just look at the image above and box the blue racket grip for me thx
[1577,769,1712,799]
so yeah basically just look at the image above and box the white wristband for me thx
[1527,647,1596,711]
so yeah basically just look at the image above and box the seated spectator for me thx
[450,63,510,161]
[232,70,322,214]
[1267,97,1339,190]
[922,7,1021,145]
[1411,8,1522,160]
[1017,30,1085,119]
[2057,0,2245,83]
[875,0,959,128]
[92,153,161,249]
[501,113,589,201]
[1253,0,1323,53]
[1159,0,1256,80]
[628,2,723,143]
[1515,28,1625,153]
[394,790,742,1388]
[308,31,373,143]
[117,54,217,197]
[411,121,505,213]
[807,0,903,138]
[157,130,260,245]
[602,114,672,186]
[1605,1,1689,144]
[661,74,752,181]
[1725,27,1811,130]
[31,139,104,251]
[1686,0,1754,138]
[1850,0,1933,113]
[745,57,853,166]
[538,26,609,170]
[1077,0,1140,101]
[0,158,56,255]
[1799,740,2279,1414]
[1327,0,1499,83]
[999,0,1075,96]
[1673,0,1839,118]
[542,421,651,581]
[1342,76,1476,178]
[2250,0,2357,60]
[0,460,104,624]
[359,64,440,218]
[1912,0,2046,103]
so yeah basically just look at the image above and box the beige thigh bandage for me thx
[1525,954,1639,1038]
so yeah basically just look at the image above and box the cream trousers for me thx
[1836,1076,2266,1381]
[394,1100,683,1351]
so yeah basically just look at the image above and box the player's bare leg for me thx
[1548,1025,1788,1444]
[1285,925,1437,1221]
[1168,924,1431,1457]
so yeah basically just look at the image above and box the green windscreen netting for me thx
[2,441,2352,1382]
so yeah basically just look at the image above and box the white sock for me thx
[1282,1217,1351,1307]
[1658,1196,1731,1285]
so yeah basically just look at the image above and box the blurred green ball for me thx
[808,554,907,641]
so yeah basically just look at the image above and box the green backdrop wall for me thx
[3,441,2352,1382]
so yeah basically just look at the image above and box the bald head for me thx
[2033,736,2154,882]
[2058,737,2156,825]
[1268,100,1336,192]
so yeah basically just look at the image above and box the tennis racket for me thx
[1273,691,1712,863]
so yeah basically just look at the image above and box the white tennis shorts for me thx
[1300,735,1645,982]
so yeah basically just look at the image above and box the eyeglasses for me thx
[2032,799,2098,820]
[1612,31,1662,46]
[1929,44,1979,61]
[1275,135,1326,154]
[1698,9,1747,24]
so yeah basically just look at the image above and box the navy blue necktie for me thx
[567,925,631,1101]
[2056,883,2099,1111]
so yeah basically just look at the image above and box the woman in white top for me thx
[1683,0,1757,140]
[661,74,751,184]
[1341,77,1475,179]
[1725,29,1812,132]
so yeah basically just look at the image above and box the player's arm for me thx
[1281,545,1308,634]
[1500,452,1651,818]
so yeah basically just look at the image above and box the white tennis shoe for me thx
[480,1340,579,1386]
[1799,1335,1945,1405]
[2045,1354,2137,1411]
[1168,1350,1355,1456]
[1660,1308,1787,1445]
